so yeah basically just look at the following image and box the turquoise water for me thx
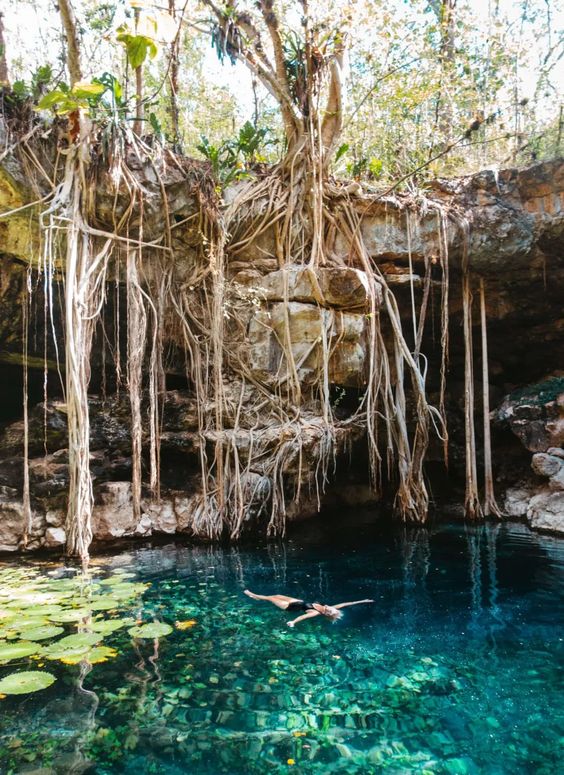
[0,519,563,774]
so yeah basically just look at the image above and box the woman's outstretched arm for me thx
[333,599,375,610]
[287,610,321,627]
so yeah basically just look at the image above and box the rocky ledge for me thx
[496,376,564,534]
[0,391,374,552]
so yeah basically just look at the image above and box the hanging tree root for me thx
[5,120,505,557]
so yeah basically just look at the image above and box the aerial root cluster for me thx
[9,127,501,560]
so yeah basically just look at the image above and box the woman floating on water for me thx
[244,590,374,627]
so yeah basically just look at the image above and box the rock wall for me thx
[1,135,564,548]
[496,377,564,533]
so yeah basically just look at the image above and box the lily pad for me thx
[90,619,127,634]
[18,625,64,642]
[49,632,102,650]
[59,645,118,665]
[49,608,92,623]
[128,623,173,639]
[6,592,60,608]
[0,640,41,663]
[108,583,147,599]
[43,632,102,661]
[89,596,120,612]
[0,670,56,695]
[19,605,63,617]
[15,617,50,631]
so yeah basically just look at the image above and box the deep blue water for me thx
[0,518,563,774]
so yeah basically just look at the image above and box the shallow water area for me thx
[0,518,563,774]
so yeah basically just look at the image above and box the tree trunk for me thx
[56,0,83,85]
[432,0,456,147]
[168,0,181,149]
[133,9,144,136]
[134,64,144,136]
[0,12,10,86]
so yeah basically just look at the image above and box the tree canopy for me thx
[2,0,562,184]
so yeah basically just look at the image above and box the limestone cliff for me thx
[0,115,563,549]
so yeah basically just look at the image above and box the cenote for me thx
[0,517,562,775]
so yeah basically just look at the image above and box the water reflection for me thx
[400,527,431,590]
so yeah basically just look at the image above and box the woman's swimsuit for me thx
[286,600,317,612]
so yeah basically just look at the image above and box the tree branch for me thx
[256,1,293,107]
[320,18,352,163]
[200,0,300,140]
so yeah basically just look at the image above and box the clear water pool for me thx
[0,519,562,774]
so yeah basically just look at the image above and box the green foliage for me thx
[34,73,130,121]
[30,65,53,98]
[94,72,127,112]
[335,143,350,163]
[234,121,276,164]
[7,64,53,104]
[346,155,384,180]
[0,565,148,684]
[116,28,158,70]
[210,10,242,66]
[149,112,164,142]
[0,641,40,663]
[85,2,118,34]
[197,121,276,186]
[282,31,307,108]
[10,80,30,102]
[16,625,63,642]
[197,136,242,186]
[35,80,106,115]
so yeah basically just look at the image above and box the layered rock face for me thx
[496,377,564,533]
[0,391,373,550]
[1,146,564,549]
[233,265,377,388]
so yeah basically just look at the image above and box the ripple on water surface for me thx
[0,520,562,774]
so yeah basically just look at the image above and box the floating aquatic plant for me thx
[16,625,64,642]
[0,670,56,695]
[90,619,130,634]
[58,645,118,665]
[128,622,173,639]
[48,608,93,622]
[0,641,42,663]
[0,565,148,675]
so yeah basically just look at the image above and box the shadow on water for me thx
[0,517,563,774]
